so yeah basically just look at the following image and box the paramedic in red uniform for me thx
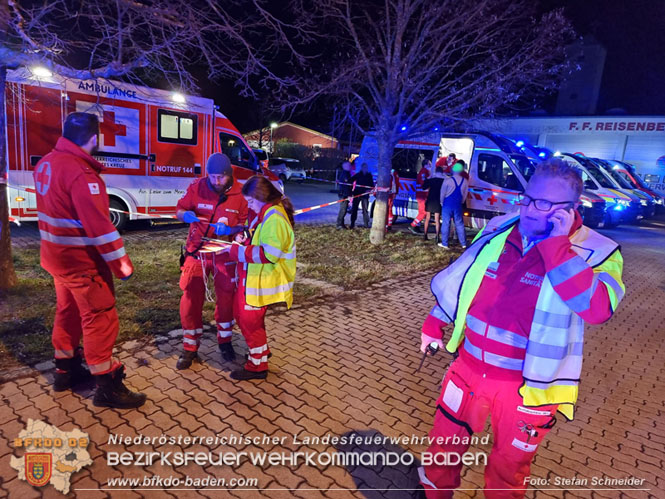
[418,159,625,498]
[34,112,146,409]
[386,168,401,230]
[175,153,248,370]
[409,159,431,234]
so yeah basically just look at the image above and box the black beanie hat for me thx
[206,153,233,176]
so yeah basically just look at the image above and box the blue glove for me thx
[121,273,133,281]
[213,222,232,236]
[182,211,200,224]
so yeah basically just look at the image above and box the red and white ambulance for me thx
[5,67,281,229]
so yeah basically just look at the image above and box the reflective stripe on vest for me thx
[38,212,83,228]
[245,204,296,308]
[464,313,526,370]
[39,229,120,246]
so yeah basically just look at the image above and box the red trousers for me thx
[386,194,398,227]
[420,356,558,499]
[412,193,427,226]
[233,278,269,372]
[52,267,118,375]
[179,256,236,352]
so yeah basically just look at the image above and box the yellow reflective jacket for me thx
[430,212,624,420]
[244,203,296,308]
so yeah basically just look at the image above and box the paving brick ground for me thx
[2,221,664,498]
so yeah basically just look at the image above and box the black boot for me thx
[176,350,198,370]
[230,367,268,380]
[93,366,146,409]
[219,342,236,362]
[53,349,93,392]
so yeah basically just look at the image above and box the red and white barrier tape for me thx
[306,175,390,192]
[293,189,374,215]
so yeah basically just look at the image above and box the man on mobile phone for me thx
[418,159,625,498]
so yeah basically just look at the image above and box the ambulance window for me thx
[579,170,597,190]
[219,132,256,170]
[391,147,434,179]
[477,154,519,190]
[158,110,198,145]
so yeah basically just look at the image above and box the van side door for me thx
[469,153,523,220]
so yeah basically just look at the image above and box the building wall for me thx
[244,122,338,150]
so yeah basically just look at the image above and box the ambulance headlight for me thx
[640,199,648,206]
[655,197,664,205]
[617,199,630,207]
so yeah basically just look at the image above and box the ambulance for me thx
[355,132,439,220]
[357,131,607,228]
[556,153,638,227]
[5,67,281,229]
[473,116,665,191]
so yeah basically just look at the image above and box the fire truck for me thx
[5,67,281,229]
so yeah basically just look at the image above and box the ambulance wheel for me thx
[603,211,618,229]
[109,198,128,231]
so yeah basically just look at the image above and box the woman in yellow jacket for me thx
[225,175,296,380]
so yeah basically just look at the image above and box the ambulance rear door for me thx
[442,135,526,227]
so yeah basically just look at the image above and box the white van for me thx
[356,131,607,228]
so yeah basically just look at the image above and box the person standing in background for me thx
[439,161,469,250]
[349,162,374,229]
[422,166,445,242]
[336,161,353,230]
[410,159,431,235]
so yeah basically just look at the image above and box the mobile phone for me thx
[546,207,574,235]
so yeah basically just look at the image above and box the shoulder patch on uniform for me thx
[88,183,100,195]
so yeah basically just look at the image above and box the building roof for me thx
[244,121,338,143]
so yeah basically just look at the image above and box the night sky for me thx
[205,0,665,135]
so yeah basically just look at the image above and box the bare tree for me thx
[289,0,575,244]
[0,0,309,288]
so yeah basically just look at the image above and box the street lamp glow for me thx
[31,66,52,78]
[270,122,278,129]
[172,93,186,103]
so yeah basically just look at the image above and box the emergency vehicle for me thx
[556,153,637,227]
[475,116,665,192]
[607,160,665,214]
[5,67,281,229]
[357,131,606,228]
[592,158,656,219]
[355,132,439,221]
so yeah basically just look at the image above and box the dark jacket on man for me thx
[350,171,375,195]
[337,169,352,198]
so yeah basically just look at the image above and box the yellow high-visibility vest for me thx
[245,204,296,308]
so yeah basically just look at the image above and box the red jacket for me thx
[177,178,248,255]
[416,167,430,200]
[423,212,612,379]
[34,137,133,279]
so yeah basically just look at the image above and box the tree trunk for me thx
[369,132,395,244]
[0,64,18,289]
